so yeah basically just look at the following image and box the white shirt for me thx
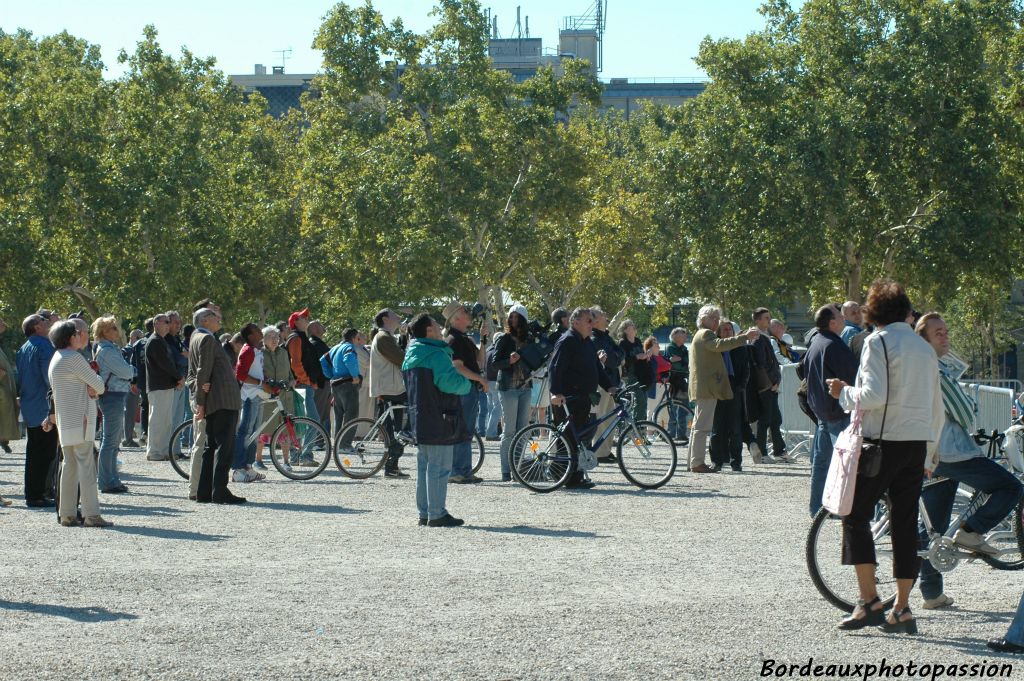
[239,348,265,401]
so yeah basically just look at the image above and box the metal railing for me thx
[777,364,1016,441]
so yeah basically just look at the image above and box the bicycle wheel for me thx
[167,419,197,480]
[617,420,677,489]
[652,398,691,443]
[269,416,331,480]
[508,423,575,492]
[806,503,897,613]
[333,418,389,479]
[978,497,1024,570]
[471,434,485,475]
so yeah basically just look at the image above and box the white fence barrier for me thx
[778,364,1015,441]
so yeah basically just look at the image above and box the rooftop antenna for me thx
[513,6,522,40]
[562,1,608,72]
[525,15,530,38]
[272,47,293,73]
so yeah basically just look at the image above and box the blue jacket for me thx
[16,335,54,427]
[803,329,858,422]
[401,338,471,445]
[328,341,361,380]
[549,329,613,399]
[94,339,137,393]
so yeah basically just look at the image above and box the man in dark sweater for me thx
[548,307,614,489]
[144,314,182,462]
[802,304,858,516]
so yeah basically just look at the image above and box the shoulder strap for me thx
[878,335,889,440]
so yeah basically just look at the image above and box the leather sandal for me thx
[837,596,886,630]
[880,606,917,634]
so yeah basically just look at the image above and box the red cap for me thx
[287,308,310,329]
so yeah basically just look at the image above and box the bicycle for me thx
[168,382,331,481]
[507,382,678,492]
[650,376,692,444]
[333,400,485,479]
[806,430,1024,612]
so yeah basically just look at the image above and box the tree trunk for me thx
[845,240,862,302]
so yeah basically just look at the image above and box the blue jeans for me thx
[97,391,127,490]
[809,416,849,517]
[416,443,454,521]
[668,402,690,440]
[499,389,532,478]
[452,389,481,478]
[232,397,261,469]
[170,387,188,455]
[476,389,488,435]
[485,381,502,437]
[918,456,1024,599]
[1007,592,1024,646]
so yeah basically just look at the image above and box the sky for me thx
[0,1,791,80]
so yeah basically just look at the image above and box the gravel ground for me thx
[0,437,1021,681]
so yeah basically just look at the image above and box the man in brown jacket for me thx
[687,305,758,473]
[187,308,245,504]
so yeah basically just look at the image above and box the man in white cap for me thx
[443,302,489,483]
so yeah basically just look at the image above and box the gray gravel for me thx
[0,439,1021,680]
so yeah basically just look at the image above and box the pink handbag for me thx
[821,402,863,516]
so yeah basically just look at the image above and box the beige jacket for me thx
[369,331,405,398]
[688,329,749,402]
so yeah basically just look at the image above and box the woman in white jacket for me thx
[827,280,942,635]
[48,319,112,528]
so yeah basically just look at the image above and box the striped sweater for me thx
[48,349,106,447]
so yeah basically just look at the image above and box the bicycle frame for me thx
[556,393,635,453]
[245,394,297,449]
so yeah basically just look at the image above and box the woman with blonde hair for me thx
[92,315,136,494]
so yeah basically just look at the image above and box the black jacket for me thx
[591,328,623,388]
[802,329,858,422]
[491,332,528,391]
[619,337,654,389]
[727,344,751,394]
[751,333,782,386]
[548,329,612,399]
[290,330,325,389]
[145,333,180,391]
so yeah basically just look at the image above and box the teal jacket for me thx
[402,338,471,445]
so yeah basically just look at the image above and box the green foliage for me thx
[3,0,1024,377]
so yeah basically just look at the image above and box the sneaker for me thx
[449,475,468,484]
[247,467,266,481]
[59,515,81,527]
[427,513,465,527]
[253,460,268,471]
[84,515,114,528]
[280,462,293,473]
[953,528,1000,556]
[0,495,12,507]
[146,453,168,462]
[748,442,763,464]
[0,441,11,454]
[295,457,319,467]
[468,475,484,484]
[922,594,955,610]
[385,467,410,479]
[232,469,258,483]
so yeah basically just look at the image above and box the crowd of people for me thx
[1,281,1023,650]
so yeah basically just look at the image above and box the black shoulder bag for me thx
[859,335,888,479]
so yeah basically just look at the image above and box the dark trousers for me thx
[755,390,786,456]
[25,425,59,500]
[552,396,592,482]
[140,391,149,435]
[377,393,407,466]
[314,385,331,435]
[709,395,742,468]
[123,391,139,442]
[842,440,926,579]
[198,408,238,499]
[331,380,360,447]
